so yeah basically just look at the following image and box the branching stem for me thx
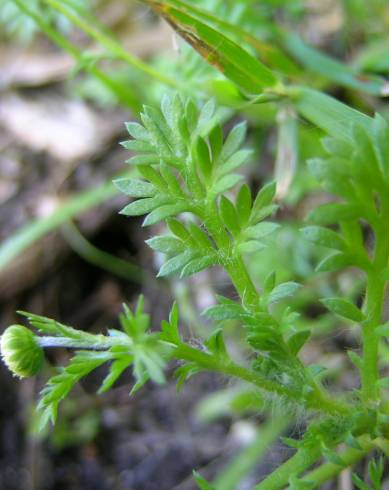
[198,199,347,417]
[296,435,374,489]
[173,344,348,416]
[35,332,348,416]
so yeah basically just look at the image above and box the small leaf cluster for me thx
[303,116,389,325]
[204,288,312,396]
[117,95,322,400]
[18,298,168,429]
[353,457,384,490]
[304,116,389,272]
[2,91,389,489]
[116,94,280,279]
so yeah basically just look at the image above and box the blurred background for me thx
[1,0,389,489]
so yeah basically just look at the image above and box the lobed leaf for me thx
[244,222,280,240]
[301,226,347,252]
[113,178,156,198]
[287,86,373,140]
[287,330,310,356]
[321,298,364,322]
[180,255,217,277]
[267,282,301,304]
[211,173,243,196]
[220,196,240,236]
[146,235,185,254]
[307,203,362,225]
[157,250,197,277]
[315,252,353,273]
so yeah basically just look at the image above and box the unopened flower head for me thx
[1,325,44,378]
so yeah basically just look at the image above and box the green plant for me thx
[3,92,389,486]
[2,0,389,488]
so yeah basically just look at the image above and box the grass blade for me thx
[0,174,132,271]
[286,86,373,139]
[152,0,299,76]
[145,0,280,94]
[282,32,388,96]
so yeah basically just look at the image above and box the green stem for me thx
[309,387,349,416]
[256,431,384,489]
[202,201,260,308]
[34,328,348,416]
[44,0,182,89]
[200,203,346,416]
[225,255,260,309]
[253,446,322,490]
[173,344,348,415]
[34,331,298,400]
[37,336,122,350]
[174,343,294,397]
[362,273,385,402]
[361,215,389,403]
[296,435,374,489]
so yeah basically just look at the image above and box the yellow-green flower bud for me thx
[1,325,44,378]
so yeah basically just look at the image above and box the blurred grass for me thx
[0,177,121,270]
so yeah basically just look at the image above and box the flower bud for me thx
[1,325,44,378]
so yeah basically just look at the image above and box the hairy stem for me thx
[200,202,346,416]
[35,330,347,415]
[173,344,348,415]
